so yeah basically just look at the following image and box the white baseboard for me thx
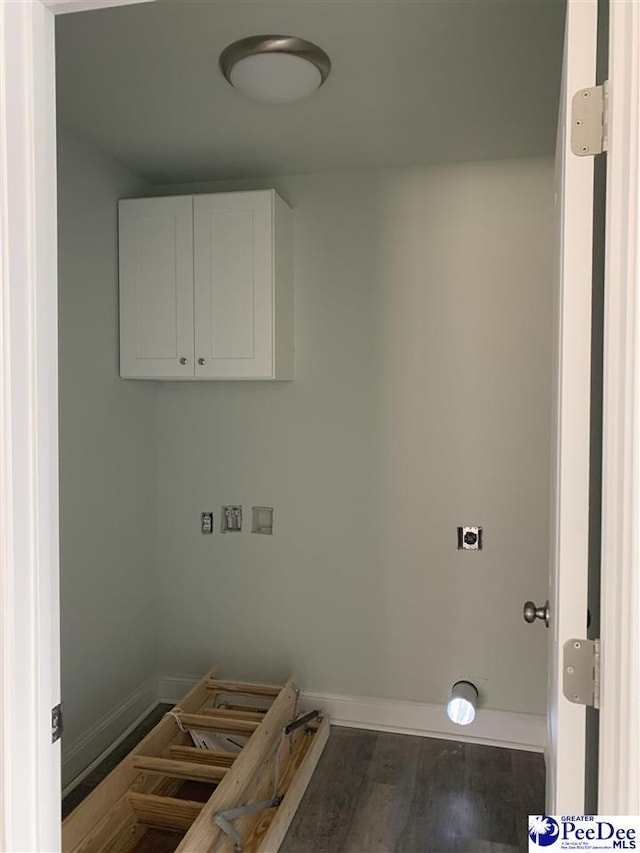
[159,675,546,753]
[302,690,546,752]
[62,677,158,793]
[159,674,201,704]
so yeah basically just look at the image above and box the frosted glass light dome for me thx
[230,53,322,103]
[220,36,331,104]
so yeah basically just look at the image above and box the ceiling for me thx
[55,0,566,185]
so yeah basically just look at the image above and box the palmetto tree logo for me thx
[529,815,560,847]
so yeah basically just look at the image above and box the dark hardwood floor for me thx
[63,713,544,852]
[280,727,544,853]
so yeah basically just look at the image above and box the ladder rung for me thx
[205,678,282,697]
[177,712,259,734]
[128,793,203,832]
[201,707,266,723]
[168,745,237,767]
[133,755,229,784]
[220,703,270,714]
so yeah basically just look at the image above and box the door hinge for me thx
[563,639,600,709]
[51,703,63,744]
[571,81,608,156]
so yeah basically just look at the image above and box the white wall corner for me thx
[159,676,546,753]
[62,677,158,792]
[159,675,201,705]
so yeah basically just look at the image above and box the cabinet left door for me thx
[119,196,194,379]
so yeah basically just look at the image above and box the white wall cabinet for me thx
[119,190,293,380]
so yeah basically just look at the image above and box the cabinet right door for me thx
[193,190,274,379]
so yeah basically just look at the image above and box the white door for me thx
[544,0,599,815]
[119,196,195,379]
[193,191,274,379]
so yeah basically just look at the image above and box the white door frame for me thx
[0,3,637,849]
[0,2,153,850]
[599,0,640,815]
[1,2,60,849]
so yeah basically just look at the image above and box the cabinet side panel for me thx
[273,193,295,380]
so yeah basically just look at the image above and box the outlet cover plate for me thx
[221,505,242,533]
[252,506,274,535]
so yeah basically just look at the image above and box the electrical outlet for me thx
[201,512,213,535]
[457,526,482,550]
[221,505,242,533]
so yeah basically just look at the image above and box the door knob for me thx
[198,357,205,366]
[523,600,550,627]
[180,357,188,365]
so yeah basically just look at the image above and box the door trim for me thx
[0,2,155,849]
[1,1,60,849]
[599,0,640,814]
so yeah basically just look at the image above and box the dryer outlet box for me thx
[458,526,482,550]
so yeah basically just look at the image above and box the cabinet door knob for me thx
[179,357,188,365]
[198,357,206,366]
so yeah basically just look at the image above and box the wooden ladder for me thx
[62,668,330,853]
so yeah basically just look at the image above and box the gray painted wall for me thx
[57,130,157,772]
[57,144,553,767]
[154,158,553,715]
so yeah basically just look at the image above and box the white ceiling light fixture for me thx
[219,35,331,104]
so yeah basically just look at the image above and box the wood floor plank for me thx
[465,741,518,847]
[395,738,467,852]
[343,781,397,853]
[344,731,419,853]
[280,727,378,853]
[511,748,546,851]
